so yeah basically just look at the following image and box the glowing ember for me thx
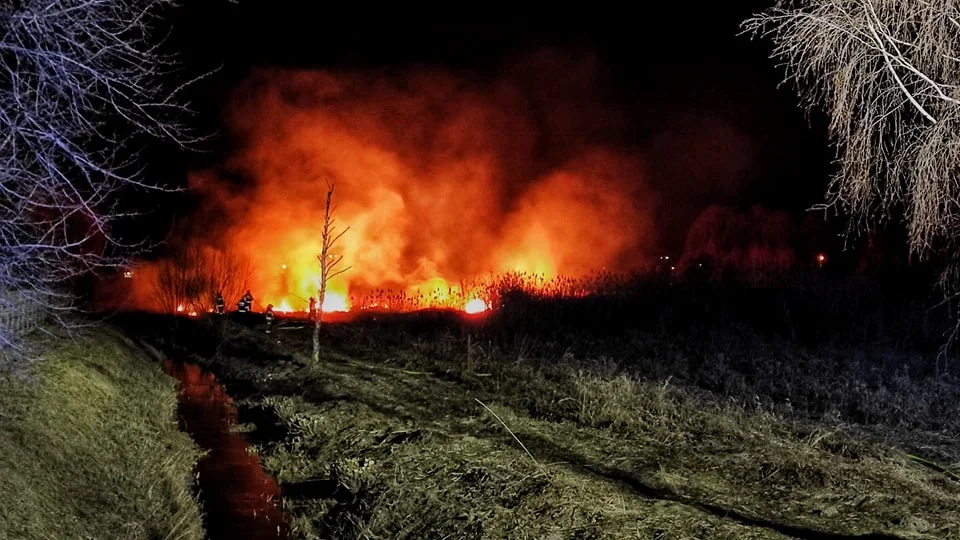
[463,298,489,314]
[174,304,198,317]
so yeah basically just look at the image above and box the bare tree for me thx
[0,0,205,350]
[742,1,960,256]
[313,181,349,363]
[742,1,960,364]
[154,244,250,315]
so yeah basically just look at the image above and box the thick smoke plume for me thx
[128,51,660,312]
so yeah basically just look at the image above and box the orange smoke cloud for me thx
[127,51,657,313]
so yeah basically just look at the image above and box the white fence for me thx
[0,290,49,339]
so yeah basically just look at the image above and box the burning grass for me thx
[0,326,204,540]
[129,297,960,539]
[116,250,643,317]
[337,271,621,315]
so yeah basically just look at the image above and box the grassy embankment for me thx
[141,304,960,540]
[0,327,205,540]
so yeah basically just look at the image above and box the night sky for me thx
[144,2,839,257]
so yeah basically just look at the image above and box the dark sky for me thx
[144,2,837,252]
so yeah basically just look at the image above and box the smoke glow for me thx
[125,51,663,313]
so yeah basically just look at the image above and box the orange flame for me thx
[115,54,660,315]
[463,298,489,314]
[321,292,350,313]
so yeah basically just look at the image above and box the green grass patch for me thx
[0,327,204,540]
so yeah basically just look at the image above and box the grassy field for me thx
[131,291,960,540]
[0,326,205,540]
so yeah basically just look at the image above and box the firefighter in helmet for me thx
[238,290,253,313]
[214,292,225,315]
[264,303,275,333]
[308,296,317,320]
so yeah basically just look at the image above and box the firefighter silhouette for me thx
[308,296,317,320]
[264,303,275,333]
[238,290,253,313]
[214,292,225,315]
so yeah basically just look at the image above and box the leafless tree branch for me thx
[743,0,960,256]
[313,181,350,363]
[154,244,250,316]
[743,0,960,363]
[0,0,207,350]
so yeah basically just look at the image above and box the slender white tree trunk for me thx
[312,248,328,364]
[313,182,349,363]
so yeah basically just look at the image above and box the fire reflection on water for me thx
[163,360,290,539]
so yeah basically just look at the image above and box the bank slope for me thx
[0,328,204,540]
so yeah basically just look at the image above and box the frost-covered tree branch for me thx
[0,0,204,350]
